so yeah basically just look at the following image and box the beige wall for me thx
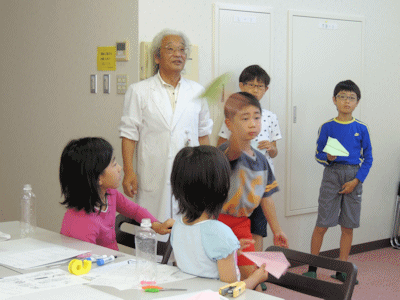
[1,0,400,254]
[0,0,139,228]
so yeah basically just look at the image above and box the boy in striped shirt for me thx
[218,92,288,282]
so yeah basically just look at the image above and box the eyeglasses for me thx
[336,94,357,102]
[163,46,189,56]
[244,83,266,90]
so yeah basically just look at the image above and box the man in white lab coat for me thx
[119,29,213,225]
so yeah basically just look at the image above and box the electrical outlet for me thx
[117,74,128,94]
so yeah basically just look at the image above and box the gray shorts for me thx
[316,164,363,229]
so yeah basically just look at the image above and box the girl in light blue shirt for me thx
[170,146,268,290]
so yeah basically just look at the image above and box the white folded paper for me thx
[323,137,349,156]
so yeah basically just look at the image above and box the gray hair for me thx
[151,29,191,74]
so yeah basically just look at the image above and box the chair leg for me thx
[161,241,173,264]
[390,197,400,248]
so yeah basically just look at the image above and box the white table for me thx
[0,222,283,300]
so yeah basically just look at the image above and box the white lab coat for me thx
[119,74,213,224]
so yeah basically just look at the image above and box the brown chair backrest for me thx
[266,246,358,300]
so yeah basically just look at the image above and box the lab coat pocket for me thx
[184,129,192,147]
[182,128,200,147]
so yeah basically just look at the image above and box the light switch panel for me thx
[90,74,97,93]
[103,74,110,94]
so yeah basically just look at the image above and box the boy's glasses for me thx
[163,46,189,56]
[336,95,357,102]
[244,83,266,90]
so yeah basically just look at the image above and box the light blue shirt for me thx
[171,217,240,279]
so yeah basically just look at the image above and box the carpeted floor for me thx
[264,247,400,299]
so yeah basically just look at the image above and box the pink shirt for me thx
[60,189,158,250]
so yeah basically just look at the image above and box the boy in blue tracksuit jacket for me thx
[304,80,373,284]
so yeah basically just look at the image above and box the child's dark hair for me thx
[333,80,361,100]
[224,92,262,120]
[171,146,231,223]
[239,65,271,87]
[59,137,113,213]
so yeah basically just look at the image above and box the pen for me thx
[85,254,108,262]
[96,255,117,266]
[35,274,56,280]
[142,286,187,293]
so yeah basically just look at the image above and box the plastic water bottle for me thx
[20,184,37,238]
[135,218,157,285]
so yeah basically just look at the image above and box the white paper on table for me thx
[85,260,196,291]
[243,251,290,279]
[156,264,196,285]
[0,238,89,270]
[322,137,349,156]
[0,269,87,300]
[0,231,11,241]
[157,289,228,300]
[84,259,140,290]
[2,284,123,300]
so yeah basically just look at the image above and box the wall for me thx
[138,0,400,252]
[0,0,139,229]
[1,0,400,254]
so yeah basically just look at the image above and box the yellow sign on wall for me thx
[97,47,116,71]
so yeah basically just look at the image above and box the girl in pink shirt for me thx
[60,137,174,250]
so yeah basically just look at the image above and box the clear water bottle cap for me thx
[23,184,32,190]
[140,218,152,228]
